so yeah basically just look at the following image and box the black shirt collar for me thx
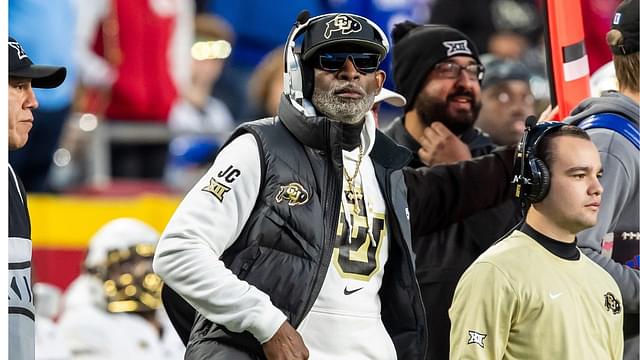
[341,120,364,151]
[520,223,580,260]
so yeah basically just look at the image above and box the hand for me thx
[538,105,560,123]
[262,321,309,360]
[417,122,471,166]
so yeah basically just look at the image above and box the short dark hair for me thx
[536,125,591,170]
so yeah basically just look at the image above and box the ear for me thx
[375,69,386,95]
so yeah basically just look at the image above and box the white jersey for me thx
[58,305,184,360]
[297,115,396,360]
[35,316,71,360]
[154,112,396,359]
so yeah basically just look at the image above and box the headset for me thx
[512,118,566,205]
[282,11,390,117]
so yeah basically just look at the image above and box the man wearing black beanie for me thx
[384,22,491,159]
[382,21,521,360]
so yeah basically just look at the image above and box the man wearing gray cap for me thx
[154,12,517,360]
[8,36,66,360]
[476,57,535,146]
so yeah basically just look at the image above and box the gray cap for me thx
[481,57,531,89]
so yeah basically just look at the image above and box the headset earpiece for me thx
[512,120,564,205]
[284,44,304,100]
[527,157,551,203]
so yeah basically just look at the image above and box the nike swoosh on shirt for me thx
[343,286,364,295]
[549,292,563,300]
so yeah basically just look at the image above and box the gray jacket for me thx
[566,91,639,358]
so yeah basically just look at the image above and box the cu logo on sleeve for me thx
[604,292,621,315]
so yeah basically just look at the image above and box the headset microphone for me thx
[498,115,543,245]
[525,115,537,129]
[297,10,310,24]
[514,116,536,200]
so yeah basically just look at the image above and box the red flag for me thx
[543,0,591,119]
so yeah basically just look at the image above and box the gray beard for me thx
[312,85,375,124]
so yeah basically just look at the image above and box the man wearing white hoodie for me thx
[154,12,517,360]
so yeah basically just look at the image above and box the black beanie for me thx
[391,22,481,111]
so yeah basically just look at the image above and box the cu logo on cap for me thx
[324,14,362,39]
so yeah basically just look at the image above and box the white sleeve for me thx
[153,133,287,344]
[73,0,116,88]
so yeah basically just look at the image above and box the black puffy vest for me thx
[186,100,427,360]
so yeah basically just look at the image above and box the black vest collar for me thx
[278,96,413,170]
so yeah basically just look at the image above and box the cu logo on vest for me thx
[276,182,310,206]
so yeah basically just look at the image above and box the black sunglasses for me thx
[315,52,381,73]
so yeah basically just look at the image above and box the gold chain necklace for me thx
[344,144,364,214]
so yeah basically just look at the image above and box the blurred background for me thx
[8,1,620,353]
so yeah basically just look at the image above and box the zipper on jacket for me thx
[383,169,428,358]
[296,126,342,327]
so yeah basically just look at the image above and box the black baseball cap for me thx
[8,36,66,88]
[610,0,639,55]
[301,13,388,61]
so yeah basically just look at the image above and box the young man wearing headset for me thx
[449,123,624,359]
[154,12,516,360]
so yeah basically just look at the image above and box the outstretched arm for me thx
[404,146,516,237]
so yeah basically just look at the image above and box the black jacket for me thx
[383,117,521,360]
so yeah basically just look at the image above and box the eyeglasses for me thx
[314,52,381,73]
[433,62,485,80]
